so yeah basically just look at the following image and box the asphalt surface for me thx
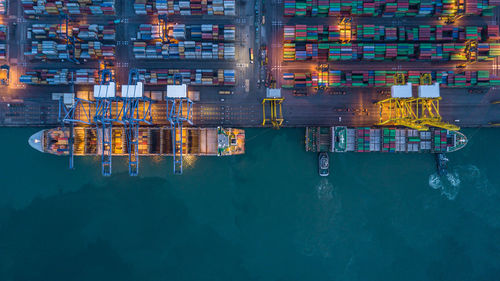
[0,0,499,128]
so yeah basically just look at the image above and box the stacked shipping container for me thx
[284,0,500,17]
[22,0,115,16]
[25,41,116,60]
[283,42,500,62]
[133,41,234,60]
[28,23,116,41]
[136,24,235,42]
[134,0,235,15]
[135,69,236,86]
[343,127,449,153]
[282,70,500,88]
[0,25,6,60]
[284,24,500,43]
[20,69,100,85]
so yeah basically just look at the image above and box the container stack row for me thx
[22,0,115,16]
[133,0,235,15]
[282,70,500,88]
[25,41,116,60]
[133,41,235,60]
[135,69,236,86]
[432,129,449,152]
[20,69,100,85]
[28,23,116,41]
[0,0,6,14]
[284,0,500,17]
[345,128,434,153]
[136,24,235,42]
[284,24,500,43]
[283,42,500,62]
[0,25,6,60]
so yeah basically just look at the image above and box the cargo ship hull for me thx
[29,127,245,157]
[306,127,467,153]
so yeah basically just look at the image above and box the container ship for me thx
[306,127,467,153]
[29,126,245,157]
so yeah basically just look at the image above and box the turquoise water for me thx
[0,127,499,280]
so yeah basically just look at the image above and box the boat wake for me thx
[317,178,334,201]
[429,171,461,200]
[428,164,489,200]
[294,179,342,257]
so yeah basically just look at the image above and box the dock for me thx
[0,0,499,176]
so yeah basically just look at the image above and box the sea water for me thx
[0,128,499,280]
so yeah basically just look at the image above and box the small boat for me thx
[435,153,449,176]
[319,152,329,177]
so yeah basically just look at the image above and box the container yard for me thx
[0,0,497,176]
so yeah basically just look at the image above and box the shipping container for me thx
[282,70,500,88]
[133,41,234,60]
[130,69,236,86]
[28,23,116,41]
[22,0,115,16]
[134,0,235,16]
[20,69,100,85]
[284,0,500,17]
[136,23,235,42]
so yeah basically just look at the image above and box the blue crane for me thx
[158,15,169,43]
[59,14,80,64]
[121,69,153,176]
[58,77,94,169]
[166,74,193,175]
[93,66,117,176]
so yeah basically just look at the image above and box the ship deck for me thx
[43,127,245,156]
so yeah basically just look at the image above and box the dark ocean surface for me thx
[0,127,499,281]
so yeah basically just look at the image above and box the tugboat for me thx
[435,153,449,176]
[318,152,329,177]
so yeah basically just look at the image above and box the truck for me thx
[249,48,254,64]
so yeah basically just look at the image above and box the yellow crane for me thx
[420,73,432,85]
[393,73,406,85]
[457,40,478,71]
[339,17,352,43]
[377,75,460,131]
[262,98,284,129]
[443,0,465,24]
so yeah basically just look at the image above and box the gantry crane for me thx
[377,82,460,131]
[59,14,80,64]
[120,69,153,176]
[58,71,94,169]
[262,88,284,129]
[316,63,329,90]
[420,73,433,85]
[93,65,117,176]
[457,39,478,71]
[158,14,179,44]
[166,74,193,175]
[443,0,465,24]
[339,17,352,43]
[393,72,406,86]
